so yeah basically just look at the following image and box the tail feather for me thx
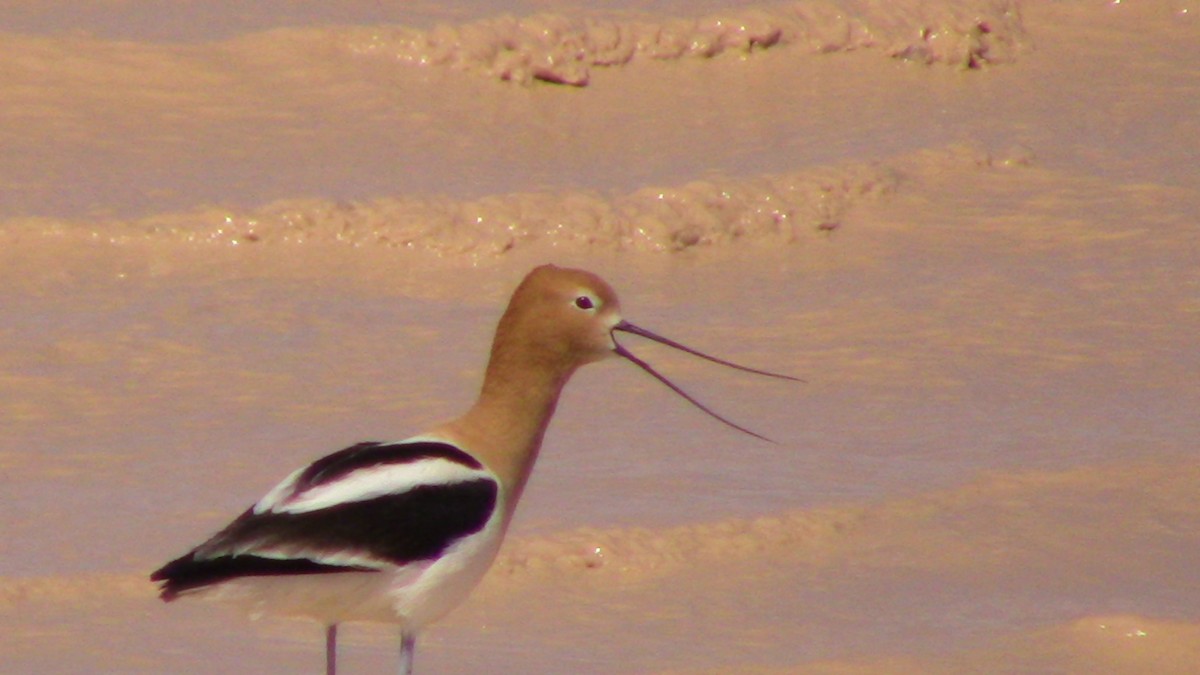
[151,553,374,601]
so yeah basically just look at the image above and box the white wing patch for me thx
[273,458,492,514]
[253,467,308,514]
[250,434,489,516]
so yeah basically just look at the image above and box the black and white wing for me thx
[151,440,499,600]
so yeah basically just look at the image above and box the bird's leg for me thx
[399,631,416,675]
[326,624,338,675]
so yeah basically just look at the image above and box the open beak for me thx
[611,320,801,443]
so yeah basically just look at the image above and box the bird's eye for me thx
[574,295,596,310]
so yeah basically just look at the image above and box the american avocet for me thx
[151,264,797,674]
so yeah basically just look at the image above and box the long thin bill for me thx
[611,342,777,443]
[613,321,803,382]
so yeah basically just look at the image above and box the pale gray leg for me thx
[326,624,338,675]
[398,631,416,675]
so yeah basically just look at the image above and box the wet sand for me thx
[1,1,1197,673]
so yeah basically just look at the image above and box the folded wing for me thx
[151,440,499,601]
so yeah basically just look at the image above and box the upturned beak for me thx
[611,320,801,443]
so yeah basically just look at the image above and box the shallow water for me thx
[1,0,1198,673]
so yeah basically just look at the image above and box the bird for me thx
[150,263,798,674]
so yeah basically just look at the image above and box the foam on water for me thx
[330,0,1025,86]
[2,145,1027,255]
